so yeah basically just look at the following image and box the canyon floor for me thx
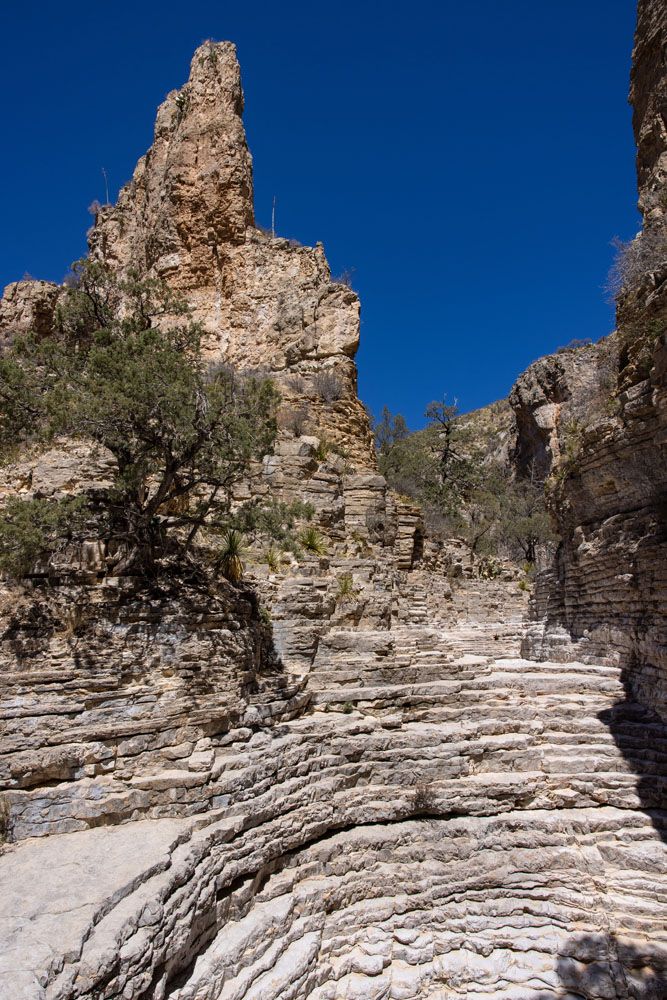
[2,570,666,1000]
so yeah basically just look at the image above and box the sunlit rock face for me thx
[518,0,667,717]
[1,6,667,1000]
[88,40,373,469]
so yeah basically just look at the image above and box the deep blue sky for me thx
[1,1,638,427]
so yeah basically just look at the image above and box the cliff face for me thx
[2,17,667,1000]
[519,0,667,716]
[88,41,373,468]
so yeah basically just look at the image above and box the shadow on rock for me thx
[534,932,667,999]
[598,669,667,843]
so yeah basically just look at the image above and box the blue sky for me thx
[1,1,638,427]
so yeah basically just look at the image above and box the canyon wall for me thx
[89,40,373,469]
[1,13,667,1000]
[517,1,667,717]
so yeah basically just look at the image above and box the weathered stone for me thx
[0,9,666,1000]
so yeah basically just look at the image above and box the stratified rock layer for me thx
[1,8,666,1000]
[87,41,373,468]
[1,592,666,998]
[519,0,667,716]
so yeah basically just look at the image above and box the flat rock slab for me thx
[0,817,190,999]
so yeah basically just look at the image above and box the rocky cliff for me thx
[1,14,666,1000]
[90,40,373,469]
[518,1,667,720]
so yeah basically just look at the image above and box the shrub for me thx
[281,407,310,437]
[0,258,278,574]
[556,338,593,353]
[332,269,355,289]
[299,526,327,555]
[0,497,89,579]
[314,438,330,462]
[264,546,281,572]
[217,529,245,583]
[313,371,344,403]
[287,374,306,394]
[606,220,667,301]
[336,572,356,602]
[374,406,409,457]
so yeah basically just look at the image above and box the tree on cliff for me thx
[377,398,555,564]
[0,260,278,575]
[379,398,480,517]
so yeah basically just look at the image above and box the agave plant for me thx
[218,529,245,583]
[299,526,327,555]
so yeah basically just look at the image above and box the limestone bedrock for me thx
[1,4,667,999]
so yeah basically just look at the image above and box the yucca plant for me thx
[265,546,281,572]
[336,572,355,602]
[314,438,330,462]
[299,526,327,555]
[218,529,245,583]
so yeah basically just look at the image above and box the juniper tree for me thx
[0,259,279,575]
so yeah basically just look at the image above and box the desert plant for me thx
[217,529,245,583]
[336,572,356,602]
[286,374,306,394]
[0,258,278,574]
[314,438,330,462]
[0,496,89,579]
[556,338,593,353]
[299,526,326,555]
[332,269,355,288]
[264,546,281,572]
[606,219,667,301]
[313,371,344,403]
[281,407,310,437]
[374,406,409,457]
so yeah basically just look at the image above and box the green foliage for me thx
[336,572,356,601]
[231,499,314,551]
[0,259,278,573]
[217,529,245,583]
[499,476,557,563]
[264,546,281,572]
[299,526,327,555]
[379,397,481,520]
[377,395,556,564]
[374,406,409,457]
[0,497,88,578]
[314,438,330,462]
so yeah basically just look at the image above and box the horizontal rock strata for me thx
[1,8,666,1000]
[1,640,666,998]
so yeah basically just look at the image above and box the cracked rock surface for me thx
[1,4,666,998]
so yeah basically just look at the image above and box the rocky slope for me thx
[0,11,666,1000]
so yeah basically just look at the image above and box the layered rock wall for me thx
[517,1,667,717]
[88,41,373,468]
[1,14,667,1000]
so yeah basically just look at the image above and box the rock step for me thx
[5,807,665,1000]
